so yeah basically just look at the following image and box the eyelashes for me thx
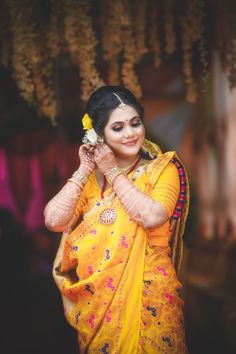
[112,127,123,132]
[132,120,142,127]
[112,120,142,132]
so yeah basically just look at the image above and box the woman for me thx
[44,86,189,353]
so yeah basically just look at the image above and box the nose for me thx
[123,125,135,138]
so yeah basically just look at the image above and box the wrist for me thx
[78,164,93,176]
[104,166,123,185]
[68,168,88,186]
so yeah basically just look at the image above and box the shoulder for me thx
[144,151,179,186]
[158,161,179,186]
[146,151,176,174]
[160,160,179,176]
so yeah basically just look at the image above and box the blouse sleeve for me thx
[149,162,180,217]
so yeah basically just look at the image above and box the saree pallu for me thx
[53,150,188,353]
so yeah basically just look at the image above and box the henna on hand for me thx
[79,144,96,175]
[93,143,118,175]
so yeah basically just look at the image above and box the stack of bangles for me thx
[104,166,123,185]
[68,166,123,188]
[68,170,88,187]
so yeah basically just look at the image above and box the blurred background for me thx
[0,0,236,353]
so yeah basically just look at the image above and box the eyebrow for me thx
[110,115,140,126]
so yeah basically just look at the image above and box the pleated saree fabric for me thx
[53,140,189,353]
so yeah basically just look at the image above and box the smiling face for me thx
[103,105,145,160]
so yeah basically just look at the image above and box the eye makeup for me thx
[111,116,142,132]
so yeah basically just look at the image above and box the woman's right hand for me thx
[78,144,96,175]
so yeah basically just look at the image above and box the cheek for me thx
[139,125,145,140]
[104,131,122,146]
[104,125,145,146]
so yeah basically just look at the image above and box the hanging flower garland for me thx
[47,0,62,60]
[63,0,103,101]
[180,16,197,103]
[120,0,142,98]
[63,0,80,59]
[164,0,176,55]
[7,0,58,122]
[29,3,58,122]
[227,35,236,89]
[224,2,236,89]
[33,65,56,122]
[33,58,58,123]
[196,0,209,93]
[186,0,201,43]
[32,0,63,123]
[179,0,209,98]
[179,0,204,103]
[132,0,148,63]
[101,0,123,85]
[148,0,161,67]
[6,0,35,103]
[76,0,104,100]
[1,0,236,122]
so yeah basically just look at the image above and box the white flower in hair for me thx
[82,128,103,144]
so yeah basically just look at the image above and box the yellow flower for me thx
[82,113,93,130]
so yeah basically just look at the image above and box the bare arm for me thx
[44,144,96,232]
[44,171,86,232]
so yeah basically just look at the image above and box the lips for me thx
[122,140,138,146]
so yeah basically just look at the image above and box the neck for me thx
[116,155,140,169]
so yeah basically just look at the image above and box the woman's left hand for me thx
[93,143,118,175]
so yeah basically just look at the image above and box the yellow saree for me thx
[53,140,189,353]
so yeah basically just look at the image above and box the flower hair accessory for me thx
[82,113,93,130]
[82,113,103,145]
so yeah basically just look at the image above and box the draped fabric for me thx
[53,140,189,353]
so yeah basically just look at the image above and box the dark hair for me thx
[86,86,144,135]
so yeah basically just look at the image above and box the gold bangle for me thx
[71,169,87,185]
[105,167,123,185]
[67,178,83,188]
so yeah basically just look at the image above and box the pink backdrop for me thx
[0,138,79,230]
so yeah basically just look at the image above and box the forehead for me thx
[107,105,138,124]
